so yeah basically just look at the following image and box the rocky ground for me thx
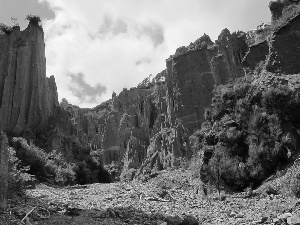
[1,168,300,225]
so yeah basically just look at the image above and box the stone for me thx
[181,215,199,225]
[278,213,293,220]
[165,215,182,225]
[0,132,8,209]
[260,216,269,223]
[287,214,300,225]
[229,211,237,218]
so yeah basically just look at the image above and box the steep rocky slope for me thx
[41,29,248,179]
[1,0,300,183]
[0,21,58,135]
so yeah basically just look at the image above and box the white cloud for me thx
[41,0,271,108]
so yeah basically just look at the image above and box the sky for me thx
[0,0,271,108]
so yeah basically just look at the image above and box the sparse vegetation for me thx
[26,14,41,26]
[271,4,300,31]
[0,23,14,35]
[9,137,111,186]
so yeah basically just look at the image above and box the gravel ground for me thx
[1,168,300,225]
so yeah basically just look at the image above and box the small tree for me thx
[26,14,41,26]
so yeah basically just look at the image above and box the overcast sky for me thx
[0,0,271,108]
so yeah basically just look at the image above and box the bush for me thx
[26,14,41,26]
[7,147,32,196]
[55,166,76,186]
[198,79,300,191]
[0,23,13,34]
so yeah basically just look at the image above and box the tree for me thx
[0,132,8,209]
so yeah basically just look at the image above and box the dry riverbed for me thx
[1,169,300,225]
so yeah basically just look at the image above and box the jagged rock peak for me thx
[169,33,214,60]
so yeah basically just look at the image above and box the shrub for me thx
[26,14,41,26]
[55,166,76,186]
[7,147,31,196]
[198,79,300,191]
[0,23,13,35]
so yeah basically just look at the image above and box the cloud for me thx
[39,0,271,108]
[0,0,55,29]
[136,58,151,66]
[68,73,106,104]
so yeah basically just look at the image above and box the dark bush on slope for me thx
[198,79,300,191]
[10,137,111,185]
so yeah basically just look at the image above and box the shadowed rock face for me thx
[267,14,300,74]
[0,22,58,135]
[166,30,247,132]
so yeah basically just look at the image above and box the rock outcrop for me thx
[269,0,300,21]
[267,14,300,74]
[4,0,300,181]
[0,21,58,135]
[45,29,248,178]
[165,30,247,132]
[0,132,8,209]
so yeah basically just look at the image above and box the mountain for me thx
[0,1,300,184]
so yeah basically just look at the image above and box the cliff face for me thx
[269,0,300,21]
[44,29,248,178]
[267,14,300,74]
[165,30,247,132]
[0,22,58,135]
[3,3,300,181]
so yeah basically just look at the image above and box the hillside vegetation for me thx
[196,71,300,191]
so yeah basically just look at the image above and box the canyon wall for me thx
[43,30,248,178]
[3,4,300,179]
[0,21,58,135]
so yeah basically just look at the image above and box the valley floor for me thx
[1,169,300,225]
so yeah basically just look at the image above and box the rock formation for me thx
[2,0,300,181]
[0,21,58,135]
[165,30,247,132]
[44,29,248,178]
[267,14,300,74]
[269,0,300,21]
[0,132,8,209]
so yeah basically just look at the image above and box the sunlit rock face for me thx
[53,30,248,178]
[165,31,247,133]
[0,21,249,178]
[0,22,58,135]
